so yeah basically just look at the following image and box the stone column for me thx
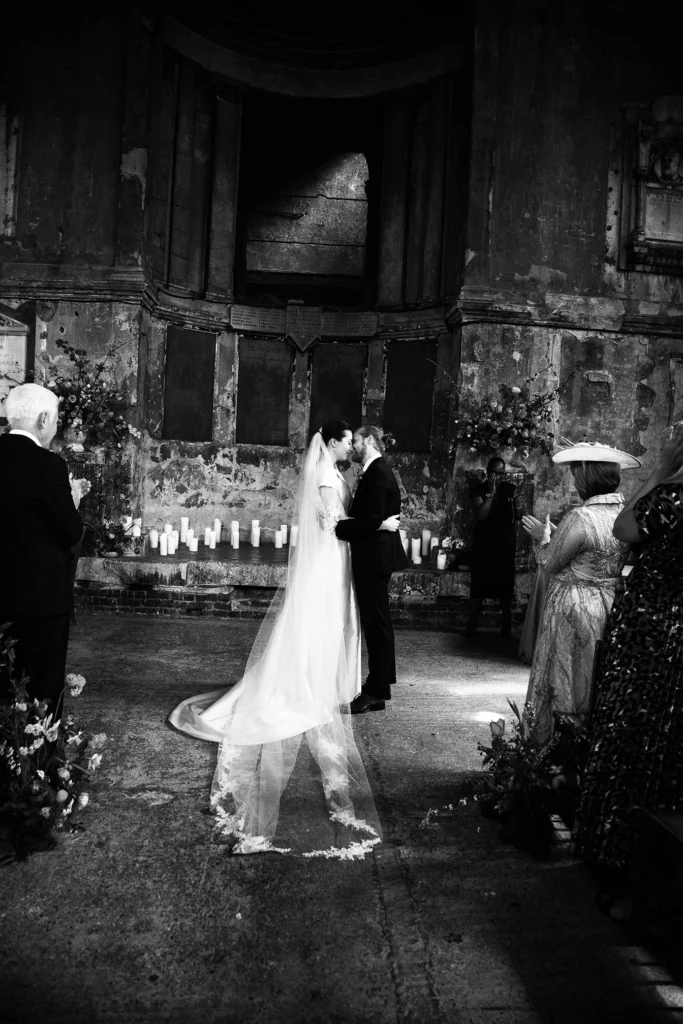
[377,104,411,307]
[206,85,243,302]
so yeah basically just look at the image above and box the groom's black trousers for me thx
[353,570,396,700]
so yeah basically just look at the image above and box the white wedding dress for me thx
[169,433,382,857]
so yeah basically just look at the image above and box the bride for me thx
[169,420,400,857]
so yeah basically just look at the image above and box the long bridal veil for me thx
[169,431,382,857]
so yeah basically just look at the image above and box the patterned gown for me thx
[575,484,683,869]
[524,493,627,744]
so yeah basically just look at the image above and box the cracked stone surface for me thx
[1,616,681,1024]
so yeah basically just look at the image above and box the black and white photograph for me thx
[1,3,682,1023]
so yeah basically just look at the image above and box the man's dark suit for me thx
[0,433,83,713]
[335,456,408,700]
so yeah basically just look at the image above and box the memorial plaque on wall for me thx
[162,327,216,441]
[383,340,437,452]
[644,189,683,242]
[236,337,292,445]
[230,304,286,334]
[309,343,366,437]
[321,311,378,337]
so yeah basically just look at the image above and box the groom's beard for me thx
[351,442,368,464]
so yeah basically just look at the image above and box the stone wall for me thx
[451,0,683,524]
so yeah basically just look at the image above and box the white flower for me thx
[23,722,43,736]
[36,770,45,780]
[65,674,86,697]
[18,746,29,756]
[14,702,27,712]
[40,807,51,819]
[77,793,89,809]
[510,386,522,394]
[44,725,59,742]
[317,736,345,762]
[89,733,107,750]
[55,790,69,804]
[87,753,102,772]
[29,738,45,753]
[58,768,71,781]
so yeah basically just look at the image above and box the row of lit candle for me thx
[144,517,300,555]
[131,517,448,568]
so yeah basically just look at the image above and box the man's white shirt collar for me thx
[362,449,382,473]
[9,429,42,448]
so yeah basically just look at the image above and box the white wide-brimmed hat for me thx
[552,440,641,469]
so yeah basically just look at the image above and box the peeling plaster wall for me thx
[454,0,683,532]
[138,439,452,538]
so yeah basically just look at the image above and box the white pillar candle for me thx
[280,524,288,545]
[436,552,448,571]
[168,537,176,555]
[159,533,168,556]
[251,526,260,548]
[230,519,239,534]
[164,523,173,534]
[213,518,222,543]
[131,524,141,538]
[231,530,240,549]
[185,529,194,546]
[399,528,407,543]
[251,519,260,529]
[204,526,212,546]
[209,531,217,550]
[410,538,421,561]
[412,554,422,565]
[180,516,189,543]
[402,536,409,556]
[290,525,299,548]
[189,537,198,553]
[149,529,159,549]
[421,529,432,557]
[274,529,283,549]
[171,530,179,548]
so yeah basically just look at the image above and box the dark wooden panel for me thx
[162,327,215,441]
[383,340,436,452]
[309,343,366,436]
[236,338,292,445]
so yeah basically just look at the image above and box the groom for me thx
[335,425,408,714]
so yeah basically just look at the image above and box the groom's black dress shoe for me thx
[350,693,386,715]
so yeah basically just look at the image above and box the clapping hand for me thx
[521,513,556,544]
[69,474,92,509]
[380,514,401,532]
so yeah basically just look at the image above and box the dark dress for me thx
[575,484,683,869]
[470,481,516,600]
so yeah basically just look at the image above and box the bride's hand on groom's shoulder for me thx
[380,515,400,532]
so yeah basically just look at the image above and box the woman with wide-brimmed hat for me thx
[521,441,640,744]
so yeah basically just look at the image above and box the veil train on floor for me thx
[169,432,382,857]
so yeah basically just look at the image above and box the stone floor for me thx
[1,616,682,1024]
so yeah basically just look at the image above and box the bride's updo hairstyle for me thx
[355,425,396,454]
[320,419,351,445]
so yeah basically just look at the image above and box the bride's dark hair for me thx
[320,420,351,444]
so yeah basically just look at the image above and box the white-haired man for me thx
[0,383,88,715]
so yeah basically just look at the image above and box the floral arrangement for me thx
[0,626,106,859]
[432,362,584,458]
[34,338,140,449]
[456,700,590,858]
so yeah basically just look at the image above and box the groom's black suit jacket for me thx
[0,433,84,620]
[335,456,408,576]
